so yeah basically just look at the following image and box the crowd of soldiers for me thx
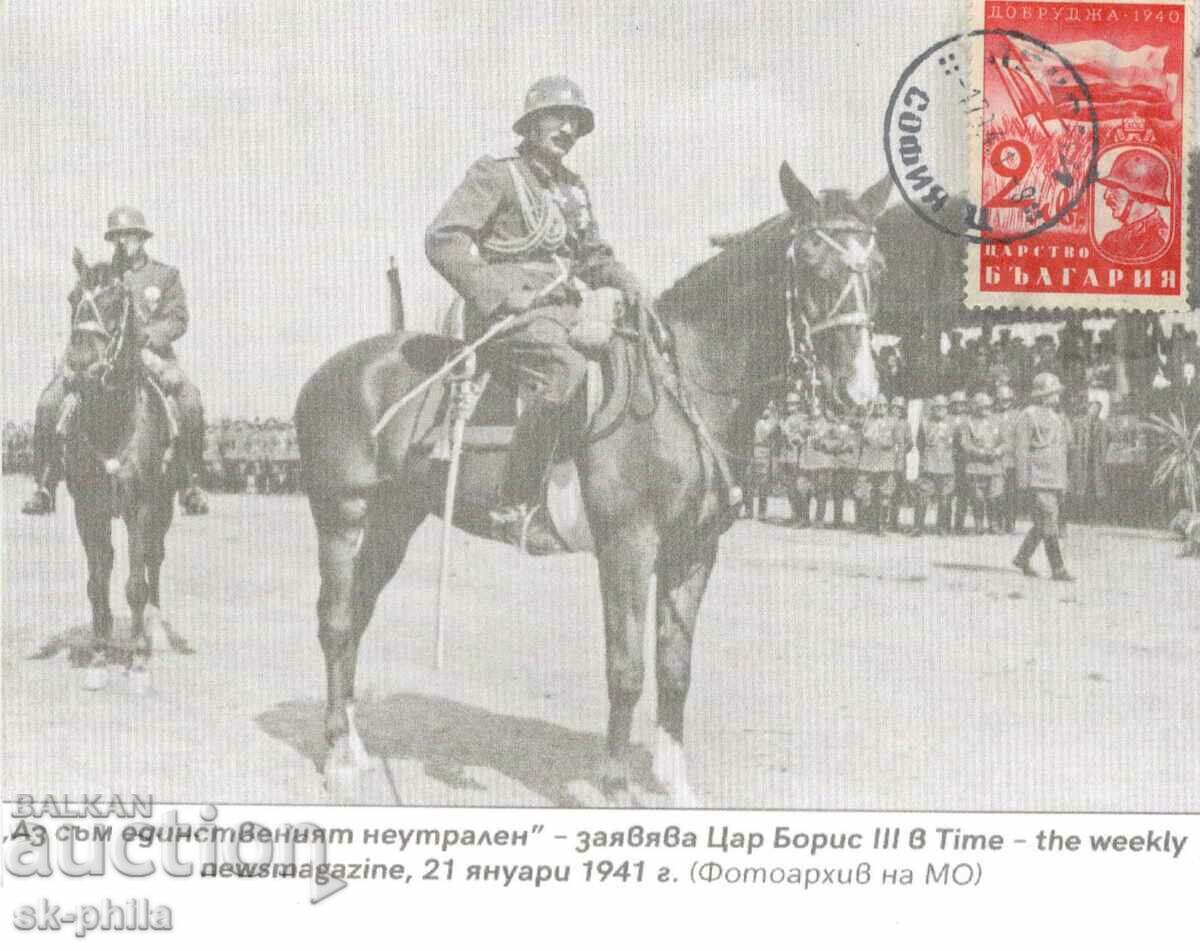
[745,385,1039,537]
[3,417,302,495]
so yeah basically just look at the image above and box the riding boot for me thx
[21,400,67,515]
[1045,537,1074,581]
[177,420,209,515]
[493,398,567,554]
[1013,526,1041,576]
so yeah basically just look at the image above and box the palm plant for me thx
[1145,405,1200,514]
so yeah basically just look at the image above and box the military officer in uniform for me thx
[830,406,860,529]
[426,76,642,550]
[959,391,1006,534]
[1097,148,1172,261]
[795,403,833,528]
[947,389,970,533]
[23,207,209,516]
[747,405,777,520]
[996,383,1020,532]
[888,395,912,532]
[911,394,956,536]
[777,393,808,524]
[854,396,903,534]
[1013,372,1074,581]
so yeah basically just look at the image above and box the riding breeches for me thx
[482,305,588,406]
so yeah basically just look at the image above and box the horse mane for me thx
[656,212,791,324]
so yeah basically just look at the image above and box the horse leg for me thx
[142,487,175,652]
[595,527,658,803]
[653,540,717,808]
[125,504,154,693]
[315,492,425,793]
[74,504,114,690]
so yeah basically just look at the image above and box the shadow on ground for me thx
[256,692,657,806]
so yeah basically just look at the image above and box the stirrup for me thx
[21,487,55,515]
[490,503,565,556]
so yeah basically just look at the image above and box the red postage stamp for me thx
[965,0,1192,310]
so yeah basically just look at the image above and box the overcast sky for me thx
[3,0,1008,420]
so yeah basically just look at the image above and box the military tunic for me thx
[917,417,956,500]
[1015,404,1072,538]
[426,147,638,405]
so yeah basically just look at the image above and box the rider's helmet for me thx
[104,206,152,241]
[513,76,594,137]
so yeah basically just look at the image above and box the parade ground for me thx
[3,475,1196,812]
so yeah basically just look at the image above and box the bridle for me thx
[784,222,878,403]
[71,282,131,391]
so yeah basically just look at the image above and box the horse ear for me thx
[857,174,894,220]
[72,247,88,277]
[779,161,819,221]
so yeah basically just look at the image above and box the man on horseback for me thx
[22,207,209,516]
[426,75,642,550]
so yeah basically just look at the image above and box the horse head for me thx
[779,161,890,409]
[65,249,141,389]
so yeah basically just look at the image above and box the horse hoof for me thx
[128,669,152,695]
[82,667,109,691]
[143,606,166,652]
[322,740,376,802]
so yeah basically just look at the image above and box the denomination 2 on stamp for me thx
[967,0,1192,310]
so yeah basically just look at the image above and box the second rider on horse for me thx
[23,207,209,516]
[425,75,643,551]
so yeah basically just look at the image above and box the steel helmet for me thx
[513,76,594,137]
[1030,372,1063,401]
[949,390,967,406]
[972,391,993,408]
[996,384,1014,403]
[1097,148,1171,205]
[104,206,152,241]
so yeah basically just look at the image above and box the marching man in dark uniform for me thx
[23,207,209,516]
[426,76,642,550]
[1012,372,1074,581]
[960,391,1006,534]
[911,394,956,536]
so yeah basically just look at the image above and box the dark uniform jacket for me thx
[960,416,1005,476]
[124,257,189,356]
[918,418,956,476]
[426,146,638,332]
[1014,404,1072,491]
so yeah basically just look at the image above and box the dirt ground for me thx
[2,475,1196,810]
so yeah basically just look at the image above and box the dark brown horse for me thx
[296,163,890,804]
[63,251,179,692]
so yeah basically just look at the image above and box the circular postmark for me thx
[884,29,1099,244]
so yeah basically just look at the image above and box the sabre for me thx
[433,372,485,670]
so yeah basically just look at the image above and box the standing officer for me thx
[947,389,970,533]
[830,405,861,529]
[855,396,901,534]
[23,207,209,516]
[426,76,642,550]
[960,392,1006,533]
[778,393,808,524]
[809,402,844,527]
[747,404,778,520]
[792,402,829,528]
[995,383,1020,532]
[888,395,913,532]
[911,394,956,535]
[1013,372,1074,581]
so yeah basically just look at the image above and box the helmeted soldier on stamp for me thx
[1012,372,1074,581]
[426,76,643,549]
[1097,148,1172,262]
[959,391,1006,534]
[22,207,209,516]
[911,393,957,536]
